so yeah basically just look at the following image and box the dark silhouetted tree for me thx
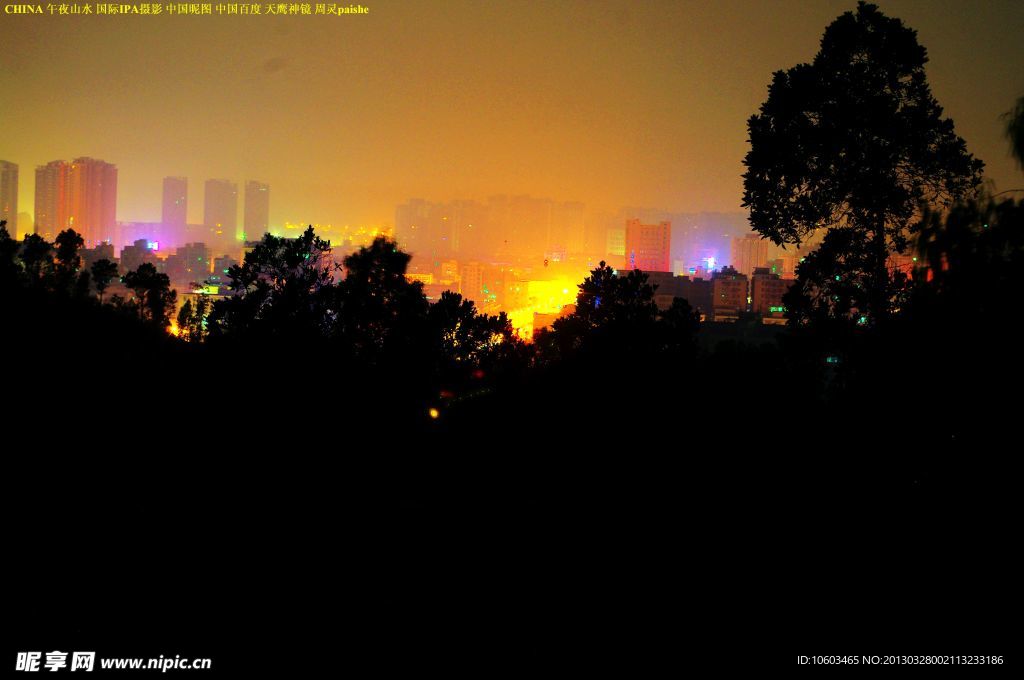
[1006,95,1024,170]
[176,293,210,344]
[657,297,701,356]
[19,233,54,284]
[54,229,83,272]
[337,235,429,358]
[207,226,336,340]
[123,262,176,327]
[537,262,698,362]
[53,229,85,295]
[90,258,119,303]
[428,290,520,368]
[0,221,19,288]
[742,1,983,325]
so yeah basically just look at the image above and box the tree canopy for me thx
[742,1,983,324]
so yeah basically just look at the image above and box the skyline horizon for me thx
[1,156,766,231]
[3,1,1020,228]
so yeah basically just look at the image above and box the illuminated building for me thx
[162,177,187,234]
[0,160,17,234]
[439,259,460,285]
[244,180,270,241]
[204,179,238,241]
[34,160,70,240]
[407,272,434,285]
[730,233,770,277]
[64,157,118,246]
[711,265,748,321]
[35,157,118,244]
[460,261,484,302]
[625,218,671,272]
[750,267,791,322]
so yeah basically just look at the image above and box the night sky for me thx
[1,0,1021,227]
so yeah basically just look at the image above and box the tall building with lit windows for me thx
[204,179,238,241]
[244,180,270,241]
[34,160,70,241]
[0,161,17,235]
[625,218,671,272]
[34,157,117,245]
[162,176,188,235]
[67,157,118,245]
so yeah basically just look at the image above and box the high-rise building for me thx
[730,233,770,277]
[625,218,671,272]
[65,157,118,246]
[244,180,270,241]
[0,161,17,235]
[162,177,188,234]
[204,179,238,241]
[34,160,70,241]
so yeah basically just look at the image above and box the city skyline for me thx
[1,1,1021,228]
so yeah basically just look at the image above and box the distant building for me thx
[204,179,238,241]
[162,177,188,234]
[81,242,115,271]
[625,218,671,273]
[34,160,70,241]
[35,157,118,245]
[0,160,17,234]
[750,266,791,322]
[68,157,118,246]
[644,271,683,311]
[244,180,270,241]
[767,255,798,280]
[120,239,159,274]
[117,222,169,253]
[677,277,713,319]
[460,261,484,302]
[438,259,460,285]
[711,265,748,321]
[164,242,210,287]
[730,233,770,277]
[210,255,239,286]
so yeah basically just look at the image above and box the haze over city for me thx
[1,0,1021,228]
